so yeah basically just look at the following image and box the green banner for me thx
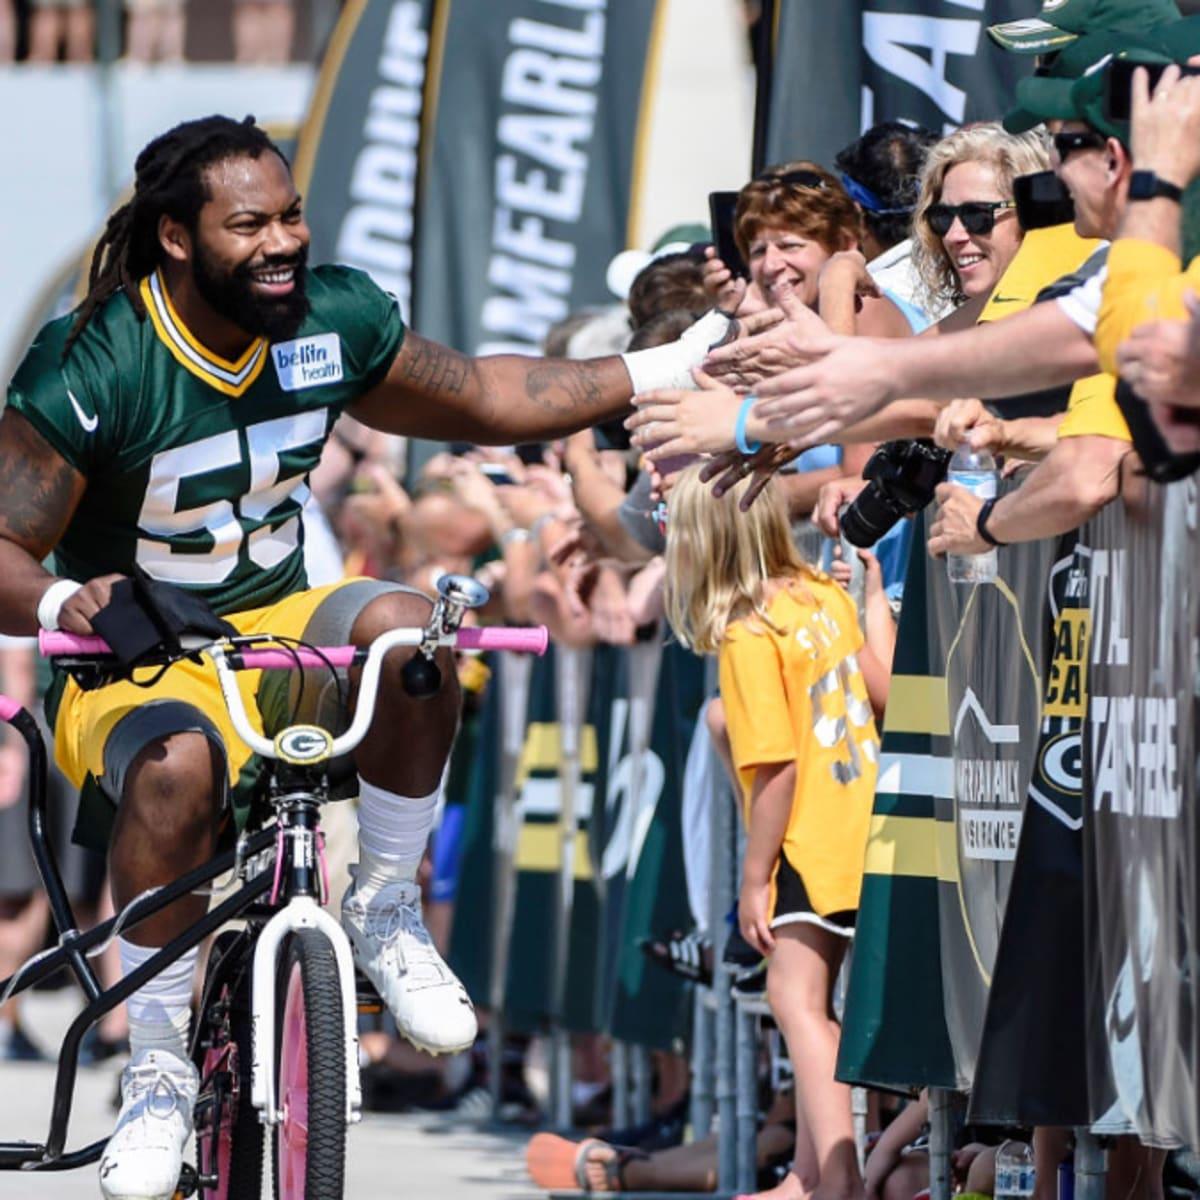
[412,0,661,354]
[293,0,437,320]
[767,1,1033,170]
[606,637,706,1051]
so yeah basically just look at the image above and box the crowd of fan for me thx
[0,0,302,63]
[7,1,1200,1198]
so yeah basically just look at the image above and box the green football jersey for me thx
[7,265,405,615]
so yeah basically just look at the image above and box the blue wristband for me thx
[735,396,762,456]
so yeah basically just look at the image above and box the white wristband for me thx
[36,579,84,632]
[620,307,733,395]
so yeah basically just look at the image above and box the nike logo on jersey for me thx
[67,388,99,433]
[272,333,344,391]
[989,295,1022,305]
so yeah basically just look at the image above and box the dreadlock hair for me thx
[64,115,288,359]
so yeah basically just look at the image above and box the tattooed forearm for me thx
[523,361,608,416]
[401,334,472,397]
[0,412,81,550]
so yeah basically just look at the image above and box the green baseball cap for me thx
[988,0,1180,54]
[1066,16,1200,142]
[1003,28,1142,131]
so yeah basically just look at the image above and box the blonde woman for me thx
[664,464,894,1200]
[911,122,1049,315]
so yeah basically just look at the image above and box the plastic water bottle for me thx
[994,1139,1036,1200]
[946,442,997,584]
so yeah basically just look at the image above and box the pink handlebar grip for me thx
[38,631,110,656]
[0,695,23,722]
[457,626,549,655]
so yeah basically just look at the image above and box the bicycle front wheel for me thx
[273,929,347,1199]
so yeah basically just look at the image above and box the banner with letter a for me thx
[412,0,662,355]
[293,0,436,322]
[767,1,1032,170]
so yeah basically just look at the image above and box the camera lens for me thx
[840,483,905,548]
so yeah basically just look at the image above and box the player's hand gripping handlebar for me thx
[39,573,547,761]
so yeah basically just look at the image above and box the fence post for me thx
[691,983,715,1139]
[1073,1129,1107,1200]
[549,647,590,1131]
[487,651,533,1117]
[928,1089,959,1200]
[709,726,737,1190]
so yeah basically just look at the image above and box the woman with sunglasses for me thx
[911,123,1049,318]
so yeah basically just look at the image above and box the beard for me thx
[191,241,311,343]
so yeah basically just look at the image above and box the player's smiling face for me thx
[189,152,312,342]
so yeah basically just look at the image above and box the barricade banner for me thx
[1080,475,1199,1147]
[447,647,503,1003]
[501,643,610,1033]
[292,0,436,319]
[412,0,662,355]
[767,2,1032,170]
[970,533,1093,1126]
[606,636,706,1051]
[593,638,663,1030]
[840,481,1055,1091]
[838,521,957,1091]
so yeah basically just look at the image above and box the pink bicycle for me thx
[0,573,546,1198]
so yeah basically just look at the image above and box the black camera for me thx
[841,438,952,548]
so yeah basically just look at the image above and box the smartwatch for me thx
[976,498,1007,547]
[1128,171,1184,204]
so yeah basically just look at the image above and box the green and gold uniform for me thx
[6,265,408,843]
[9,265,404,613]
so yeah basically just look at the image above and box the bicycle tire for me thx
[195,929,265,1199]
[273,928,347,1200]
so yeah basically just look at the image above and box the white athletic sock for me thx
[119,939,195,1063]
[354,778,440,891]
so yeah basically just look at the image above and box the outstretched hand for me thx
[701,443,800,508]
[628,369,742,459]
[703,283,834,392]
[751,335,894,448]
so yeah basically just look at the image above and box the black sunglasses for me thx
[924,200,1017,237]
[756,168,829,191]
[1052,129,1106,164]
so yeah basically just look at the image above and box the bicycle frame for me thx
[0,580,547,1178]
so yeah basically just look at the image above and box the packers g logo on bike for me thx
[275,725,334,765]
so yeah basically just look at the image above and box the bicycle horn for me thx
[401,573,492,699]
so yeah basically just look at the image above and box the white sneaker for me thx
[342,875,477,1055]
[99,1047,198,1200]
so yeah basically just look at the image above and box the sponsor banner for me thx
[838,517,958,1091]
[502,643,607,1033]
[767,1,1032,169]
[292,0,435,320]
[607,636,706,1050]
[1081,475,1199,1147]
[970,533,1095,1126]
[840,479,1055,1093]
[412,0,661,355]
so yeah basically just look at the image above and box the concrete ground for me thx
[0,990,544,1200]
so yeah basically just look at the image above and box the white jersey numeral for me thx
[135,412,327,584]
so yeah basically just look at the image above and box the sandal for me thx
[525,1133,648,1193]
[637,928,713,986]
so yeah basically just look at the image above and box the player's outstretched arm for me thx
[351,330,636,444]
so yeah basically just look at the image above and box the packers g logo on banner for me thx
[275,725,334,765]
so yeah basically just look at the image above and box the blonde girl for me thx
[665,464,894,1200]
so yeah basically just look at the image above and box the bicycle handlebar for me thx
[38,624,549,662]
[38,623,548,761]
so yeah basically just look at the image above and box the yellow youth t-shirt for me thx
[718,576,879,920]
